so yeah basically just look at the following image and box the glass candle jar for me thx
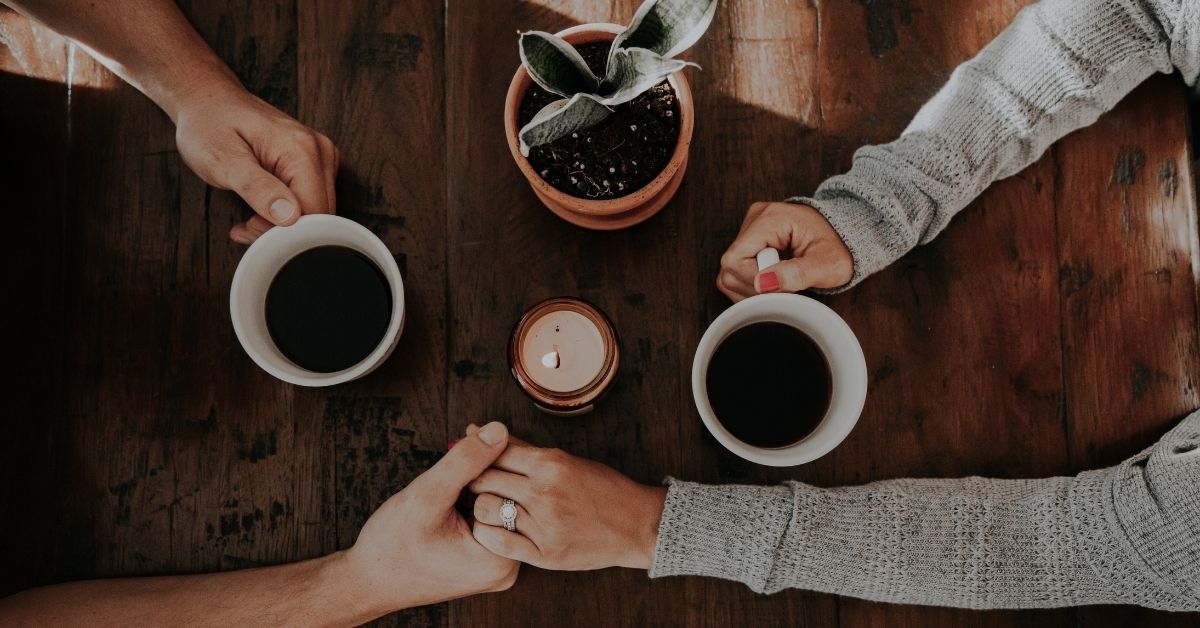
[508,297,620,416]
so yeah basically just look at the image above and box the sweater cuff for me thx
[789,194,901,293]
[649,478,795,592]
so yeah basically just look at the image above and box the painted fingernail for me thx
[447,439,459,450]
[269,198,297,223]
[758,271,780,293]
[477,422,505,445]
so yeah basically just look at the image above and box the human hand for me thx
[336,421,520,615]
[172,84,338,244]
[466,429,667,571]
[717,201,853,301]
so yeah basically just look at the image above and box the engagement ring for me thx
[499,498,518,532]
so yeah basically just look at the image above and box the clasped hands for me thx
[334,422,668,616]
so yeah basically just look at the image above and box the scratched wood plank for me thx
[298,1,451,625]
[444,0,715,625]
[0,7,70,596]
[1054,75,1200,628]
[798,1,1078,626]
[669,1,843,626]
[3,2,1199,627]
[24,0,335,590]
[445,0,834,625]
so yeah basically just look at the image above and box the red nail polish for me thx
[447,439,459,450]
[759,271,780,293]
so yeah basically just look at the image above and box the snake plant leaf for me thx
[518,93,613,156]
[610,0,719,61]
[519,30,600,98]
[599,47,697,106]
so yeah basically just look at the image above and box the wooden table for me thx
[3,1,1198,626]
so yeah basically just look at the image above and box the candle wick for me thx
[541,347,560,369]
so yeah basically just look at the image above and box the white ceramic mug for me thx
[230,214,406,387]
[691,248,867,466]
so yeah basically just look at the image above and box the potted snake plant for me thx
[504,0,718,230]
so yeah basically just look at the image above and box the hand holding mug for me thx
[466,429,667,571]
[173,83,339,244]
[717,201,853,301]
[338,422,520,614]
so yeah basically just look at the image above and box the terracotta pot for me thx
[504,23,695,230]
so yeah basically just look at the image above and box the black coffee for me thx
[705,322,832,448]
[266,246,392,373]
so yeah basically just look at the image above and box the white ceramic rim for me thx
[229,214,406,387]
[691,293,867,466]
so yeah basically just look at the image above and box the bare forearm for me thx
[3,0,241,120]
[0,551,389,626]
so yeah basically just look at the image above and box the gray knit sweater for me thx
[650,0,1200,611]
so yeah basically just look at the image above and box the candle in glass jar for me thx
[521,310,605,392]
[509,298,619,416]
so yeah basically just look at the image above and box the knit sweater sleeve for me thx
[649,411,1200,610]
[799,0,1199,290]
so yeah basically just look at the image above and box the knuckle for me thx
[232,171,271,197]
[293,130,321,154]
[491,568,519,592]
[496,533,519,555]
[718,272,739,292]
[473,497,490,520]
[538,452,569,481]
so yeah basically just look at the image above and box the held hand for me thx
[338,422,520,614]
[172,84,338,244]
[717,201,853,302]
[466,431,667,571]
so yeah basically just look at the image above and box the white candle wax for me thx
[520,310,606,393]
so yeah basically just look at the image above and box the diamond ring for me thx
[499,498,518,532]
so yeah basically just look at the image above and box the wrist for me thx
[153,58,244,123]
[319,550,398,624]
[620,484,667,570]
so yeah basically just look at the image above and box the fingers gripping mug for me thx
[691,248,868,466]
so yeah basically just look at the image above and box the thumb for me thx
[224,156,302,227]
[415,421,508,506]
[755,258,822,294]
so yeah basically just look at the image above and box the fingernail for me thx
[269,198,297,223]
[447,439,459,450]
[477,422,505,445]
[758,271,780,293]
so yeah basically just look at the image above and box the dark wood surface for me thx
[3,1,1199,626]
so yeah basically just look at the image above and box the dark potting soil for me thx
[517,41,681,200]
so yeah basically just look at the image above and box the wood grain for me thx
[1,0,1198,626]
[1054,74,1200,628]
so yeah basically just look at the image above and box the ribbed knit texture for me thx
[792,0,1198,290]
[651,412,1200,609]
[651,2,1200,606]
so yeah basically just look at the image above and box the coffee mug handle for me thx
[756,247,781,272]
